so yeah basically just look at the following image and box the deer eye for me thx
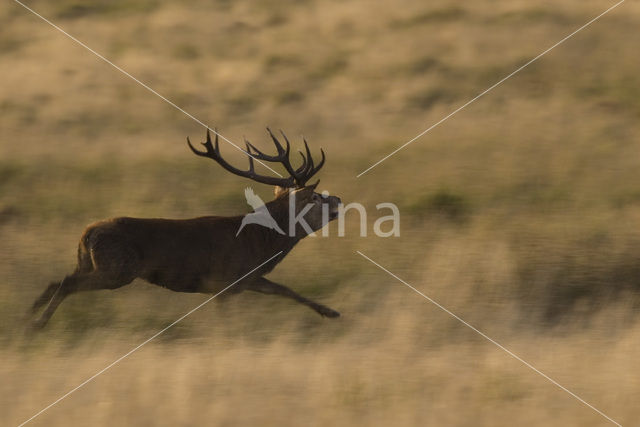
[312,193,321,203]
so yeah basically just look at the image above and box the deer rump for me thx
[79,216,261,293]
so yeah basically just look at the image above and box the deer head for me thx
[187,129,341,237]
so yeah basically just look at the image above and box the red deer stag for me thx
[29,129,341,329]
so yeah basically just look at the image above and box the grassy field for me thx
[2,0,640,425]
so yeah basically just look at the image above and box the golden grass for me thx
[2,0,640,425]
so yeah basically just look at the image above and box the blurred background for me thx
[2,0,640,425]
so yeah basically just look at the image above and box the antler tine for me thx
[213,129,221,152]
[315,148,326,172]
[302,138,314,176]
[244,139,255,173]
[186,128,324,188]
[279,130,300,168]
[267,128,289,156]
[246,129,287,162]
[204,128,215,152]
[189,128,217,155]
[307,148,325,181]
[244,140,267,158]
[294,140,326,186]
[206,128,213,149]
[294,151,307,175]
[306,140,326,175]
[187,135,209,157]
[277,131,326,187]
[186,136,199,155]
[288,138,315,186]
[186,129,295,187]
[277,130,307,181]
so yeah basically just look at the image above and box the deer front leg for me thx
[246,277,340,318]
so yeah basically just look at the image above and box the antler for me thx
[187,128,325,188]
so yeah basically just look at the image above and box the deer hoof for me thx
[27,318,48,331]
[318,305,340,318]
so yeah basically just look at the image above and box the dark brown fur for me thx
[29,131,341,329]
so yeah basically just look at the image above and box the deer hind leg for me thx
[31,270,135,329]
[30,275,74,329]
[31,238,140,329]
[29,281,62,315]
[246,277,340,318]
[29,240,94,318]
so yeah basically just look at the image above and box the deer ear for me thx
[308,180,320,190]
[274,186,289,198]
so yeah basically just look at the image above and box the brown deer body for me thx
[30,129,341,328]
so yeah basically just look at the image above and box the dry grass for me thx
[2,0,640,425]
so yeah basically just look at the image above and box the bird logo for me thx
[236,187,286,236]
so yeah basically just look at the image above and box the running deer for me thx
[29,129,341,328]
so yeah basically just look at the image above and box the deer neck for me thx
[263,197,306,245]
